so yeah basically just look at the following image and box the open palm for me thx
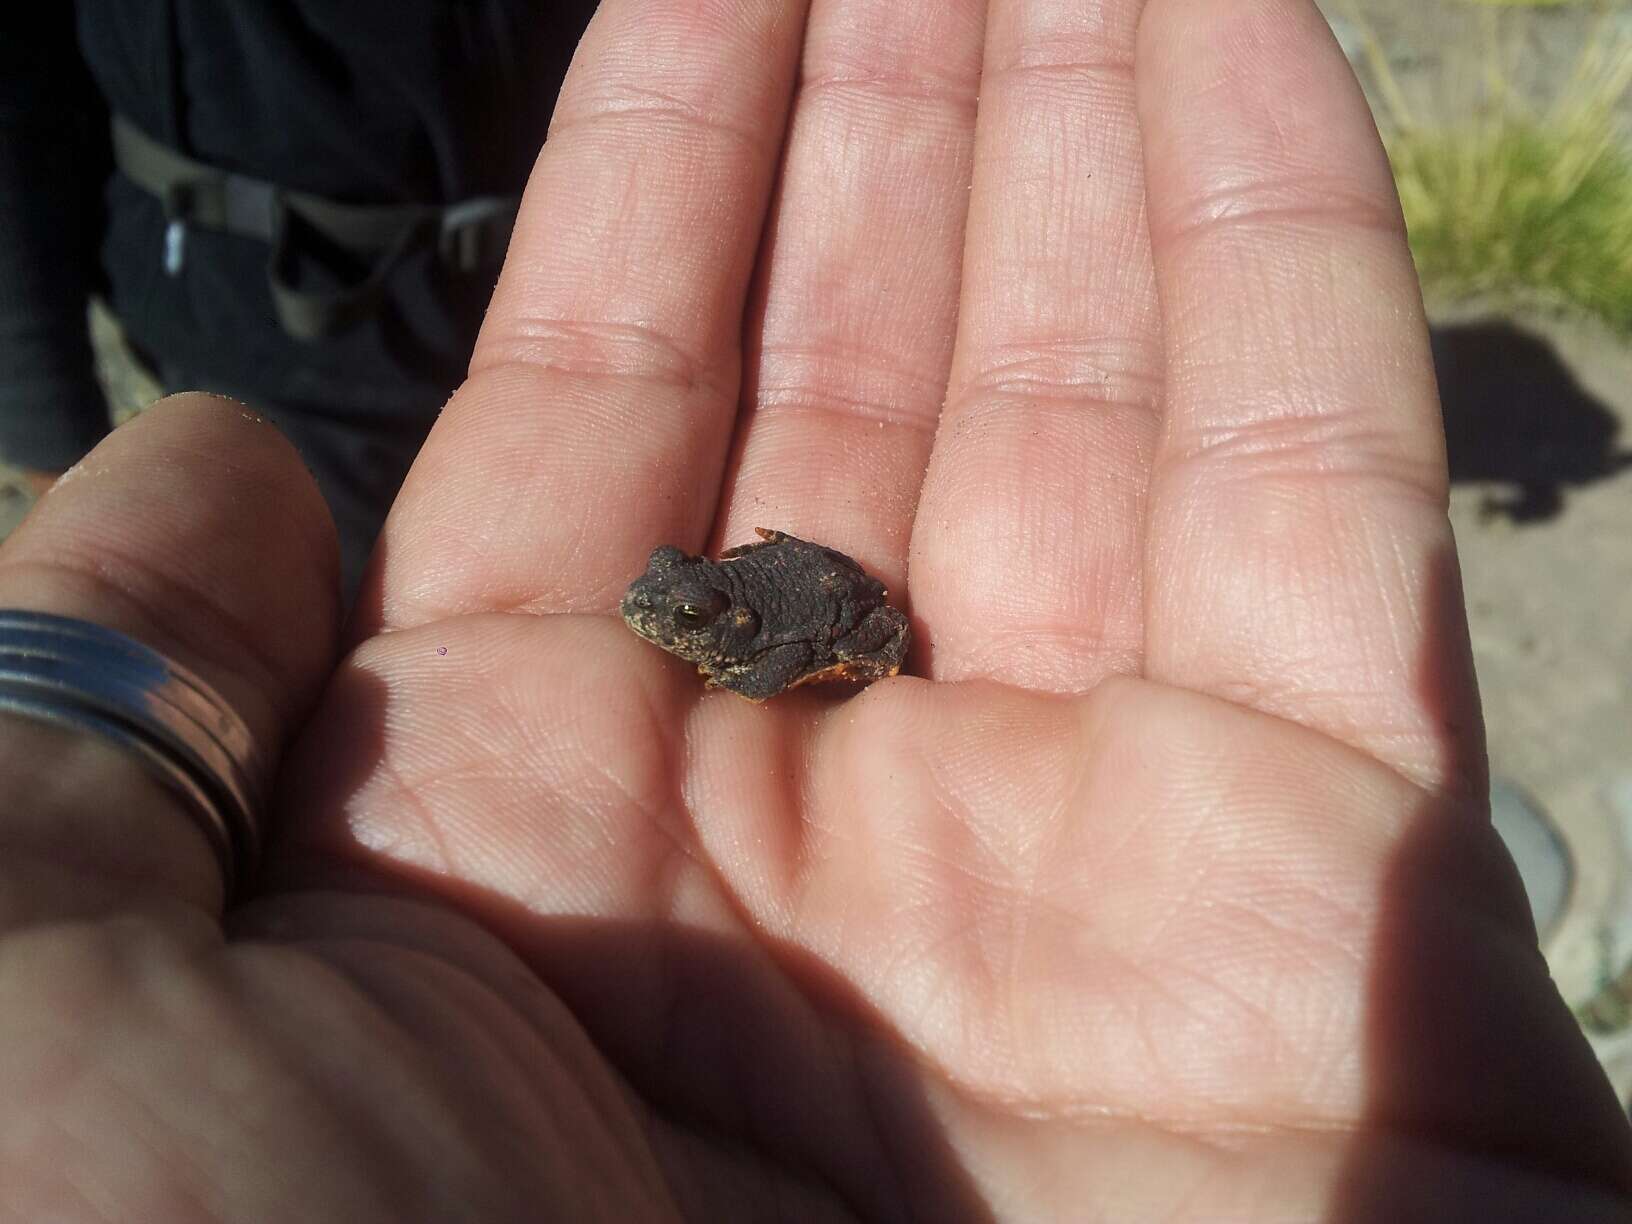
[4,0,1630,1219]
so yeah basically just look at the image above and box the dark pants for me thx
[159,361,438,601]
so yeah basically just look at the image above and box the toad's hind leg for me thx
[828,606,910,681]
[719,527,787,560]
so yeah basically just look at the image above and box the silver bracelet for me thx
[0,609,266,899]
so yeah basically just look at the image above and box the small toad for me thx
[620,528,910,701]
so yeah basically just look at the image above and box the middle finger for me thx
[911,0,1161,692]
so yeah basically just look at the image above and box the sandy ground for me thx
[0,300,157,537]
[1323,0,1632,128]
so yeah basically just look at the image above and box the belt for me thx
[111,114,519,339]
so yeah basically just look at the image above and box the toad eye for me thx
[672,592,729,629]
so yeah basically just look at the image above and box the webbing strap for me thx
[110,115,518,338]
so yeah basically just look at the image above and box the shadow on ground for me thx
[1434,321,1632,522]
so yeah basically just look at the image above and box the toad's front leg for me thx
[713,642,815,702]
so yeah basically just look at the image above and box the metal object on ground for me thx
[1491,776,1574,942]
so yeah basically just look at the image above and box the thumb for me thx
[0,394,341,925]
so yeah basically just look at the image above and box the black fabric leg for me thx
[158,361,437,601]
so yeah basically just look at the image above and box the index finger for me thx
[358,0,809,633]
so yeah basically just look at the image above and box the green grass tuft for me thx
[1388,114,1632,330]
[1452,0,1598,9]
[1351,4,1632,331]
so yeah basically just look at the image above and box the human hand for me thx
[4,0,1630,1219]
